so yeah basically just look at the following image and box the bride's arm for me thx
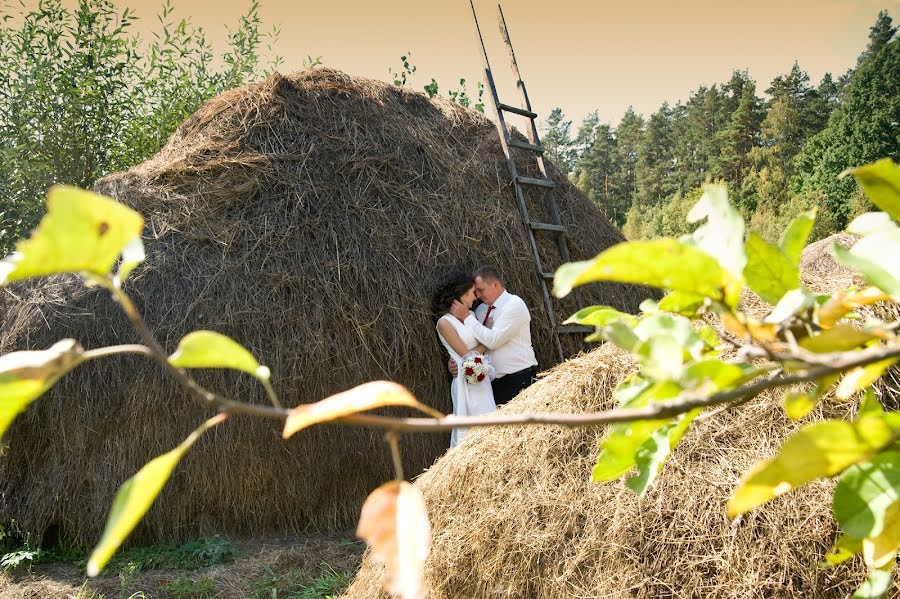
[437,319,474,359]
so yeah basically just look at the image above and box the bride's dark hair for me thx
[431,270,475,321]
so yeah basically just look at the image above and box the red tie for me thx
[482,305,494,324]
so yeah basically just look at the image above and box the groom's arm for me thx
[462,298,529,350]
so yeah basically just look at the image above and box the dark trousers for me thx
[491,365,538,406]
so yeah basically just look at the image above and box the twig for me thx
[387,431,404,481]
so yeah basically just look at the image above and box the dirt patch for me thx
[0,533,363,598]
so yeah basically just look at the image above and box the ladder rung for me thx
[516,175,555,188]
[498,103,537,119]
[507,138,545,153]
[558,325,593,334]
[529,222,567,234]
[540,271,554,280]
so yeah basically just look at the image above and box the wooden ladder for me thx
[468,1,589,362]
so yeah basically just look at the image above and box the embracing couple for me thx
[431,266,538,447]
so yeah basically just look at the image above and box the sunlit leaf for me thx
[169,331,269,380]
[834,232,900,299]
[593,383,680,481]
[637,335,684,381]
[87,413,227,576]
[563,305,637,327]
[727,417,895,517]
[860,388,884,416]
[626,409,700,496]
[851,567,893,599]
[849,212,895,235]
[0,186,143,284]
[0,339,85,439]
[818,287,891,328]
[743,232,799,305]
[845,158,900,221]
[863,501,900,568]
[799,326,877,353]
[837,358,900,400]
[780,209,817,266]
[686,184,746,279]
[682,359,751,391]
[834,452,900,539]
[783,391,817,421]
[720,312,778,343]
[283,381,441,438]
[657,290,707,317]
[115,236,145,285]
[634,313,710,359]
[553,238,740,306]
[356,481,430,599]
[765,288,815,324]
[822,533,863,567]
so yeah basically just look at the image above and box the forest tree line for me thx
[542,10,899,243]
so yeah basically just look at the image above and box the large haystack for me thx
[0,68,644,546]
[344,237,900,598]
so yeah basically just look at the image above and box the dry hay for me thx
[344,243,900,599]
[0,67,645,546]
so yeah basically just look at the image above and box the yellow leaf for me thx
[819,287,891,329]
[837,358,900,400]
[0,340,85,439]
[356,481,430,599]
[728,418,893,517]
[86,413,227,576]
[283,381,442,439]
[864,502,900,569]
[0,186,143,283]
[799,325,877,353]
[169,331,268,379]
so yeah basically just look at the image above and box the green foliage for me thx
[389,54,484,112]
[248,564,354,599]
[159,577,216,599]
[0,0,281,255]
[556,158,900,597]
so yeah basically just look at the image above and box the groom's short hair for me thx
[474,266,504,286]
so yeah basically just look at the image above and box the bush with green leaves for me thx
[1,160,899,597]
[0,0,281,255]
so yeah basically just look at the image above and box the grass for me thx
[248,563,354,599]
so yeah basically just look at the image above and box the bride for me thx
[432,271,497,447]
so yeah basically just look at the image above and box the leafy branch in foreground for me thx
[0,159,899,598]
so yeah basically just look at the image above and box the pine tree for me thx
[635,103,676,207]
[615,107,644,211]
[541,107,576,174]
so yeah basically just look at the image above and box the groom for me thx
[449,266,539,406]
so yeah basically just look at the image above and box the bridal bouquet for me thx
[461,354,489,385]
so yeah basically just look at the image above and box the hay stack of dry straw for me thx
[0,68,645,546]
[343,234,900,598]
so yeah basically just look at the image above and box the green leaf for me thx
[686,184,746,279]
[636,335,684,381]
[611,376,653,407]
[592,383,680,481]
[780,209,817,266]
[553,239,740,306]
[87,413,227,576]
[563,305,637,328]
[600,321,641,352]
[682,359,749,391]
[728,417,895,517]
[799,325,877,353]
[822,533,863,567]
[851,567,893,599]
[742,232,799,305]
[860,388,884,416]
[834,451,900,539]
[864,501,900,568]
[657,290,707,317]
[846,158,900,222]
[169,331,269,380]
[0,340,85,439]
[834,232,900,299]
[0,186,144,284]
[626,409,700,496]
[764,288,815,324]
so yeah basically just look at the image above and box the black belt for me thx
[497,365,538,379]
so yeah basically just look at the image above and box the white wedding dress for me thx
[436,314,497,447]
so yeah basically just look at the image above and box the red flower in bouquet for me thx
[464,367,475,376]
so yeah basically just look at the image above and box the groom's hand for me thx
[449,299,470,321]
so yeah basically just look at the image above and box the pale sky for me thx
[14,0,900,125]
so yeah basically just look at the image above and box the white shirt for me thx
[466,290,538,378]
